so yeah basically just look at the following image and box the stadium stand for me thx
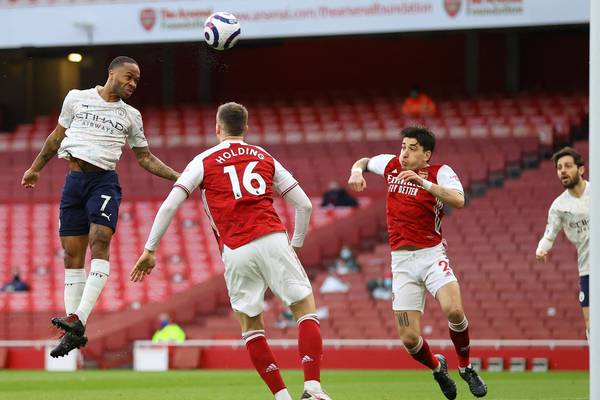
[0,198,370,315]
[0,92,587,201]
[0,93,588,367]
[0,91,586,150]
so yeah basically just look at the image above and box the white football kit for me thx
[57,86,148,170]
[537,181,590,277]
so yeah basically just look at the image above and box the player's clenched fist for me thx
[535,249,548,263]
[130,249,156,282]
[348,169,367,192]
[397,170,423,186]
[21,168,40,188]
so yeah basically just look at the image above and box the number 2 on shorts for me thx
[439,259,451,272]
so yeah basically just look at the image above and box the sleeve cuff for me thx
[174,183,191,198]
[281,182,299,197]
[537,237,554,252]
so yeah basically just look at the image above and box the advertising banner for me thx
[0,0,589,49]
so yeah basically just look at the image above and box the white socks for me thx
[75,259,109,325]
[273,380,322,398]
[274,389,292,400]
[64,268,87,314]
[458,364,472,373]
[304,380,322,392]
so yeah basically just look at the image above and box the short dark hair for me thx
[217,102,248,136]
[401,126,436,153]
[552,146,584,168]
[109,56,138,71]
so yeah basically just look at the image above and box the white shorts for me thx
[391,242,458,313]
[222,232,313,317]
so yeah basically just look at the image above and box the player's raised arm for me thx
[132,146,180,181]
[21,124,67,188]
[348,158,370,192]
[349,154,396,192]
[535,206,562,263]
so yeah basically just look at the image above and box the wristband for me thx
[351,168,364,174]
[421,179,433,190]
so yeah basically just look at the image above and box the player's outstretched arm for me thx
[535,207,562,263]
[131,249,156,282]
[132,146,181,181]
[348,158,370,192]
[130,187,187,282]
[21,124,66,188]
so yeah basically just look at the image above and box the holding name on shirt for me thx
[215,146,266,164]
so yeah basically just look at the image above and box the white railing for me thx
[133,339,589,350]
[0,340,58,347]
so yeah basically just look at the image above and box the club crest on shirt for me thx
[115,108,127,118]
[418,170,429,180]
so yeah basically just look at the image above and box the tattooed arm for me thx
[22,124,67,188]
[132,146,181,182]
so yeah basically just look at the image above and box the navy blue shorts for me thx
[579,275,589,308]
[59,171,122,236]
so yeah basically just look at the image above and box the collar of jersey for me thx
[222,139,246,145]
[94,85,124,105]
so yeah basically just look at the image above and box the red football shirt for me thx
[174,140,298,250]
[367,154,464,249]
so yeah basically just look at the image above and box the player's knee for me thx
[63,249,84,268]
[445,306,464,323]
[399,332,420,349]
[236,311,264,332]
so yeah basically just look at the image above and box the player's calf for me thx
[243,330,291,400]
[448,317,470,368]
[297,313,323,388]
[404,336,439,370]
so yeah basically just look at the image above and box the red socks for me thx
[297,313,323,382]
[449,318,471,368]
[243,330,286,395]
[407,337,440,370]
[243,312,323,395]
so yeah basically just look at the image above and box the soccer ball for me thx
[203,12,241,51]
